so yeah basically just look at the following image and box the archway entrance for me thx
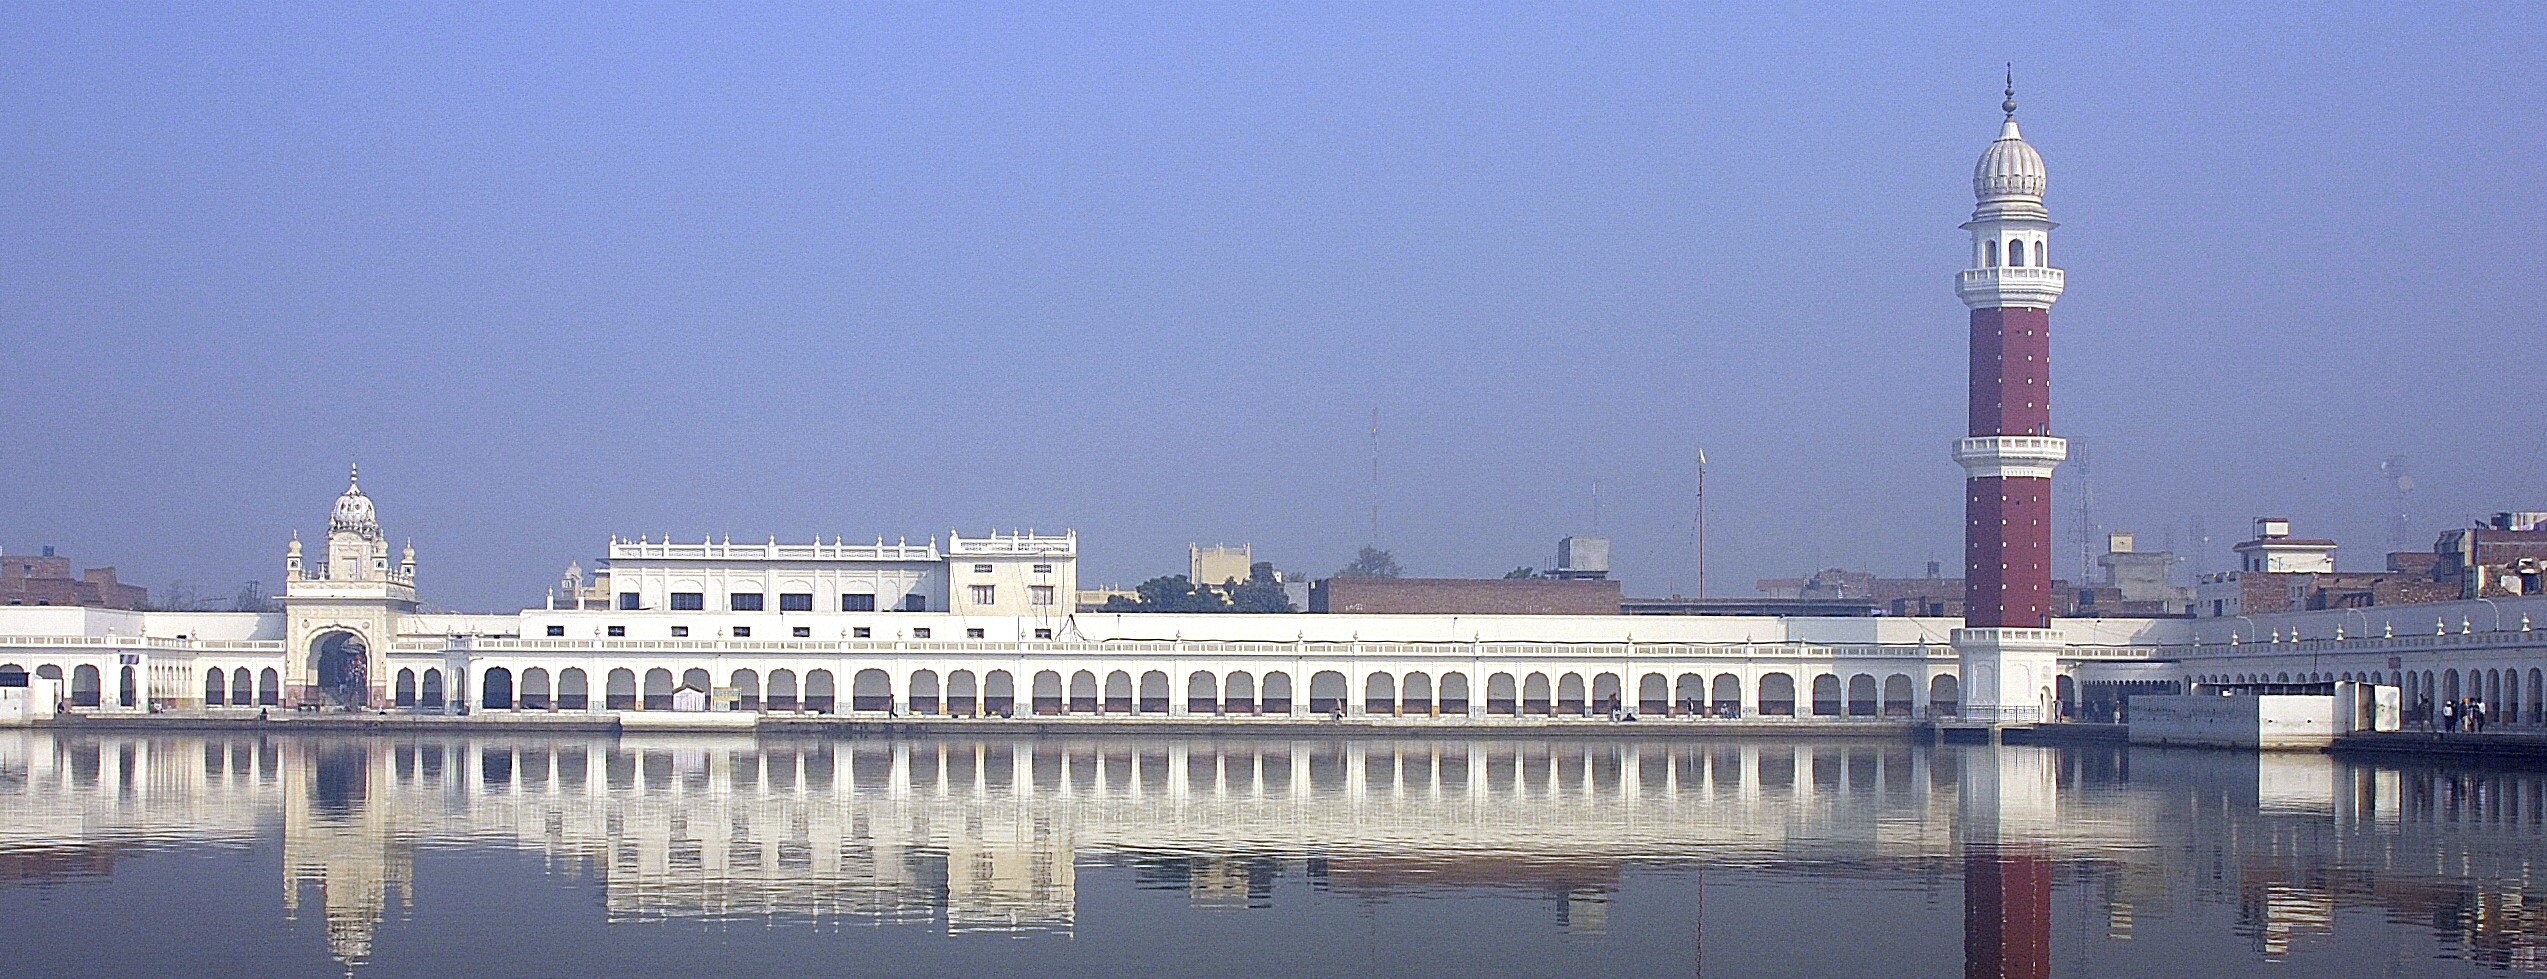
[311,631,371,708]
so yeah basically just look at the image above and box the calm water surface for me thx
[0,731,2540,978]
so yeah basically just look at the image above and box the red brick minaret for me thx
[1952,76,2067,722]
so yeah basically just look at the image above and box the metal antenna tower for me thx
[1694,448,1708,599]
[1367,407,1382,545]
[2071,439,2095,583]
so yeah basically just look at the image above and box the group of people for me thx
[2424,697,2498,734]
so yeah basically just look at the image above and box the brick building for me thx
[1309,577,1621,615]
[0,547,148,609]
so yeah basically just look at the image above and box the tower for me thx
[1952,75,2067,723]
[282,466,419,707]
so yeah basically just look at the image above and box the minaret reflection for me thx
[1959,746,2057,979]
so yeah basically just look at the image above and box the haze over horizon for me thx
[4,4,2541,612]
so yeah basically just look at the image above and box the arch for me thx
[910,669,941,714]
[1590,672,1623,714]
[1308,670,1348,714]
[520,667,552,710]
[1103,670,1133,713]
[643,668,675,710]
[0,664,21,687]
[1364,672,1395,715]
[1758,672,1796,716]
[2443,669,2460,702]
[984,670,1015,716]
[1883,674,1915,717]
[681,667,712,698]
[559,668,590,710]
[1067,670,1098,713]
[204,668,227,706]
[1847,674,1878,716]
[2035,240,2049,266]
[1811,674,1842,716]
[69,665,99,707]
[1439,672,1469,714]
[1225,671,1257,714]
[1032,670,1064,715]
[1487,673,1518,715]
[853,669,893,712]
[2008,239,2025,266]
[731,669,763,711]
[1523,673,1553,715]
[1188,671,1221,714]
[769,669,800,712]
[1672,673,1704,715]
[2531,668,2545,726]
[1985,239,1999,267]
[394,668,417,707]
[1261,671,1293,712]
[307,630,371,707]
[233,667,254,705]
[36,665,59,681]
[482,667,515,710]
[118,665,136,708]
[605,668,636,710]
[1137,670,1169,713]
[257,668,281,706]
[1557,674,1587,715]
[421,668,447,709]
[805,669,836,713]
[1638,673,1669,714]
[1401,671,1433,715]
[1712,673,1742,716]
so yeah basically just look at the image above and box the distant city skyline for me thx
[3,4,2540,611]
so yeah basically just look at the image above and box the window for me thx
[853,627,871,638]
[2034,241,2047,266]
[733,626,751,638]
[671,592,704,611]
[792,626,811,638]
[2008,239,2025,266]
[966,628,985,639]
[843,593,876,612]
[969,585,996,605]
[619,592,641,610]
[1032,563,1053,574]
[1029,585,1055,607]
[913,628,931,639]
[730,593,765,611]
[1985,239,1998,267]
[1033,628,1052,639]
[671,626,690,638]
[901,594,927,612]
[546,625,565,637]
[973,563,994,573]
[780,593,813,611]
[607,626,625,637]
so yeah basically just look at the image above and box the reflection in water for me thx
[0,732,2542,975]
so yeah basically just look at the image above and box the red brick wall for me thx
[1965,476,2053,628]
[1968,307,2051,437]
[1311,578,1622,615]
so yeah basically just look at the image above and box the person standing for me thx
[2440,699,2457,735]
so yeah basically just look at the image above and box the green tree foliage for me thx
[1228,561,1295,613]
[1336,546,1403,579]
[1503,566,1542,579]
[1098,565,1296,613]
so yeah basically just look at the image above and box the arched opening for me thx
[233,667,254,705]
[1401,672,1433,715]
[257,668,281,706]
[643,668,675,710]
[1226,671,1257,714]
[853,669,893,712]
[2008,239,2025,266]
[984,670,1014,716]
[309,631,370,708]
[1103,670,1132,713]
[769,669,800,712]
[1883,674,1915,717]
[1262,671,1293,713]
[1523,673,1553,715]
[118,665,136,708]
[1638,673,1669,715]
[2035,240,2048,266]
[394,668,417,707]
[559,668,590,710]
[1138,670,1170,713]
[1308,671,1348,714]
[1985,239,2000,267]
[1364,672,1396,715]
[806,670,835,713]
[681,667,712,702]
[204,668,227,706]
[0,664,23,689]
[1811,674,1841,716]
[1032,670,1064,715]
[1557,674,1588,715]
[604,668,635,710]
[1439,672,1469,714]
[1846,674,1877,716]
[2054,675,2078,720]
[1067,670,1098,713]
[520,667,552,710]
[910,670,941,714]
[1487,673,1518,715]
[732,669,762,710]
[941,670,975,717]
[1758,673,1796,716]
[2443,669,2460,702]
[482,667,515,710]
[420,668,446,709]
[1591,673,1623,715]
[1188,671,1220,714]
[1712,673,1742,716]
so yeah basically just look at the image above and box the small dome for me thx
[1973,117,2046,201]
[329,465,382,541]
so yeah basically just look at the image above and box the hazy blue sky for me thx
[4,3,2542,611]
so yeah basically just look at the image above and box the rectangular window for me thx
[671,626,690,638]
[966,628,985,639]
[546,625,565,637]
[853,627,871,639]
[1033,628,1052,639]
[733,626,751,638]
[618,592,641,610]
[969,585,996,605]
[912,628,931,639]
[780,593,813,612]
[671,592,704,611]
[607,626,625,637]
[1030,585,1055,607]
[730,593,765,611]
[1032,563,1053,574]
[792,626,811,638]
[843,593,876,612]
[973,563,994,573]
[901,594,927,612]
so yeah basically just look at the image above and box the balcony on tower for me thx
[1955,265,2066,309]
[1953,436,2068,480]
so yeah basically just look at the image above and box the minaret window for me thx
[1985,240,1999,267]
[2035,242,2047,266]
[2007,240,2025,266]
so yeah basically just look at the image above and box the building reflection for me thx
[0,733,2542,973]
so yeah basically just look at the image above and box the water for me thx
[0,731,2539,978]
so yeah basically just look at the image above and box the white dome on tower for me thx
[329,465,383,541]
[1973,117,2046,201]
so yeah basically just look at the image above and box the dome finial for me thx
[2002,63,2018,118]
[348,463,360,491]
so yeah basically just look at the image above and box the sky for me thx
[3,3,2542,612]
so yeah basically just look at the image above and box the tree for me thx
[1229,561,1295,612]
[1503,566,1542,579]
[1336,546,1403,579]
[1100,575,1232,613]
